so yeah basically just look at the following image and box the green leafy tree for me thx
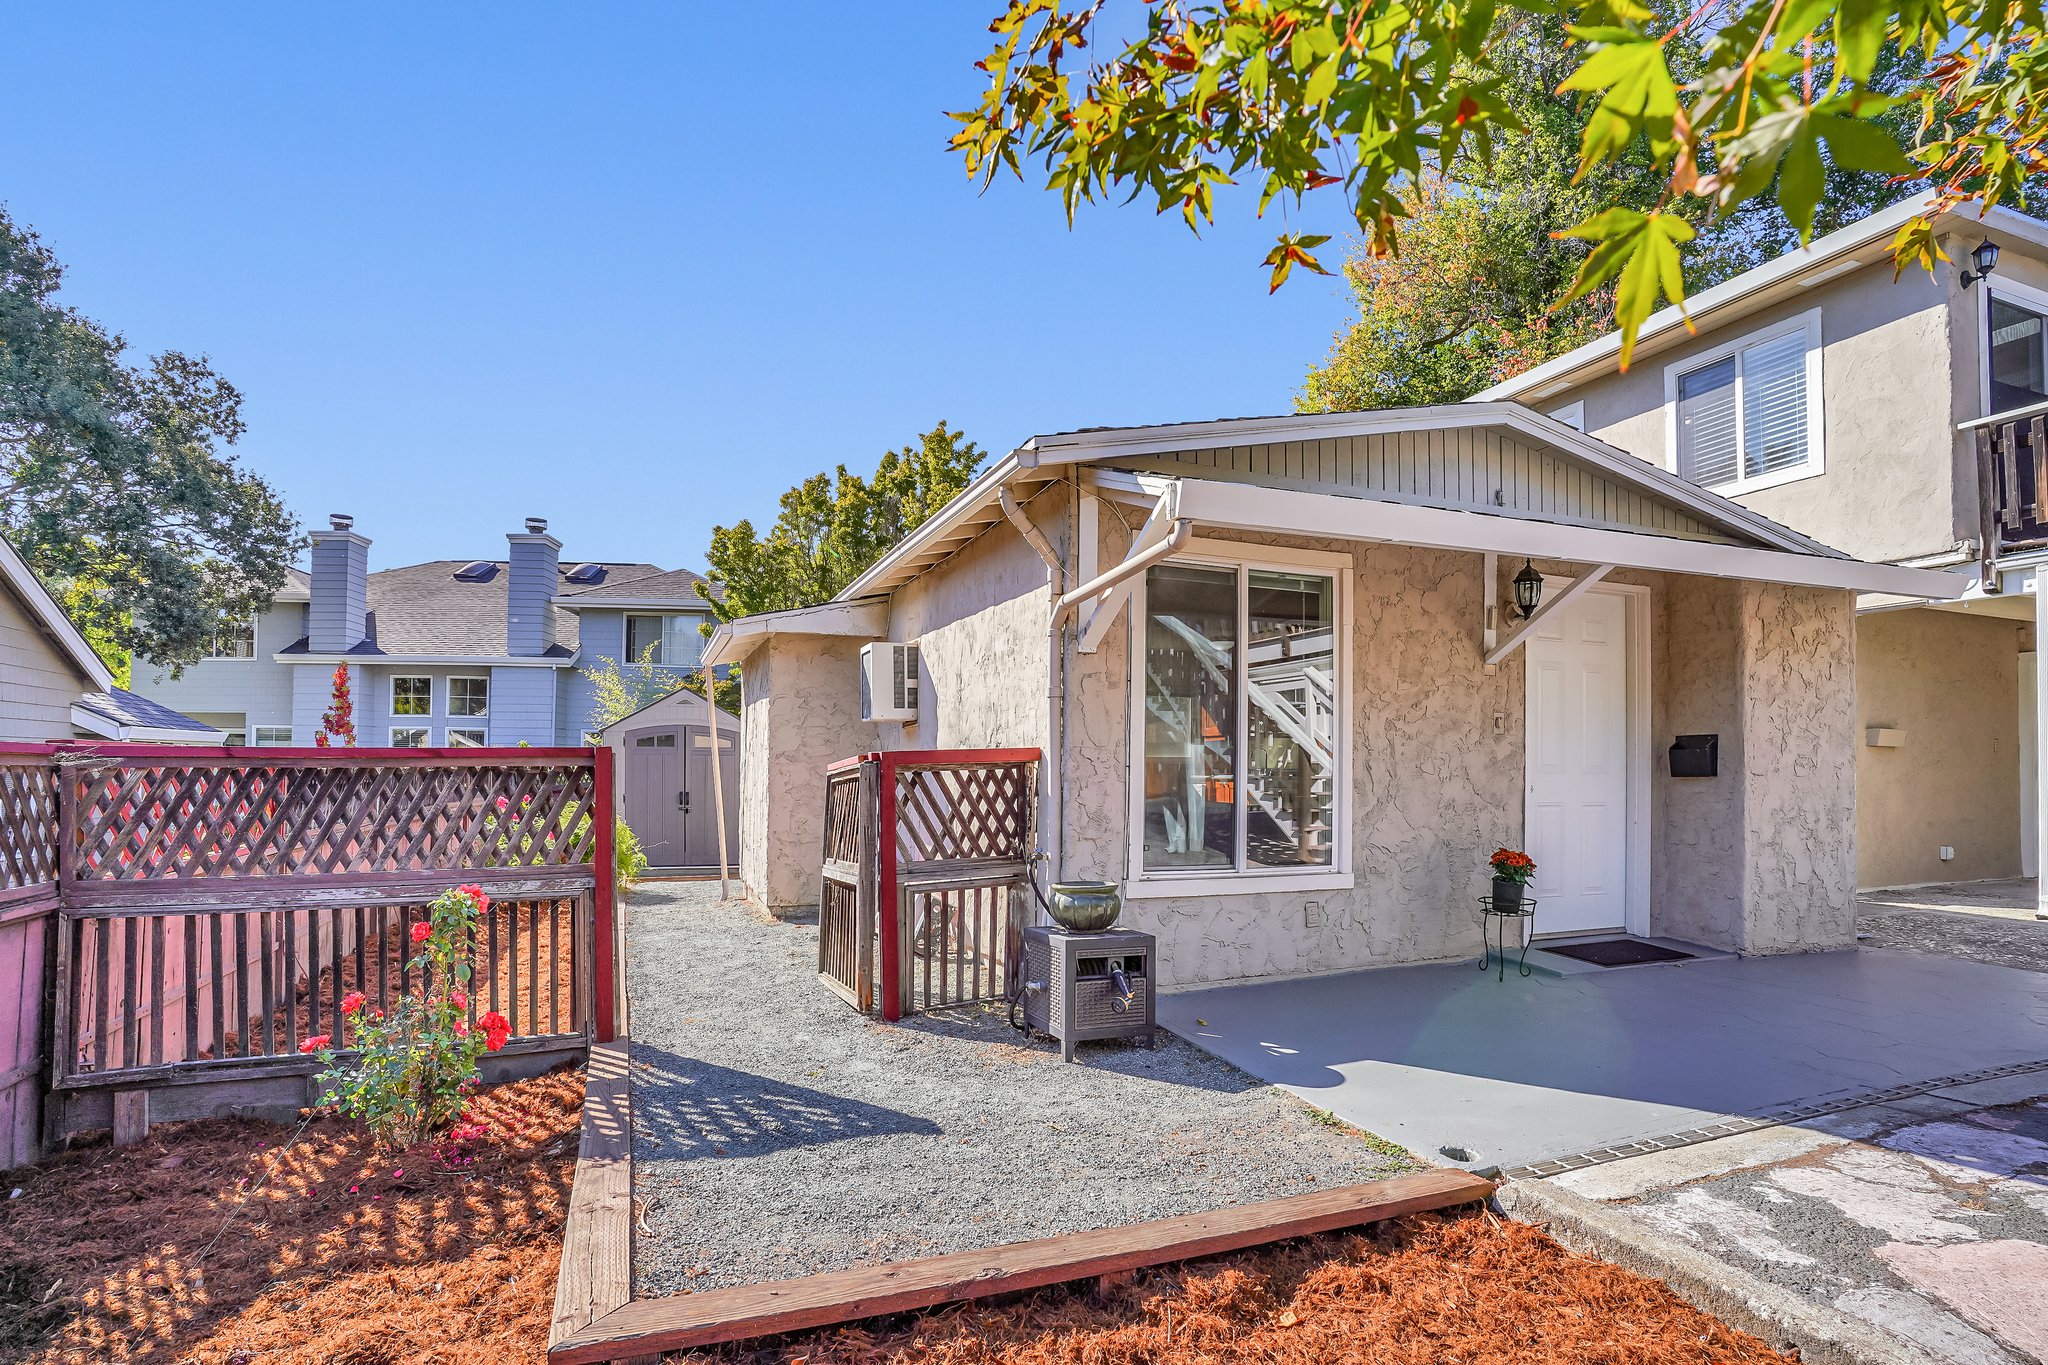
[1297,15,1931,408]
[700,421,984,621]
[952,0,2046,363]
[580,647,738,731]
[0,206,299,673]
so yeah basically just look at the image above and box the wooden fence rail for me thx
[816,749,1038,1021]
[0,742,617,1157]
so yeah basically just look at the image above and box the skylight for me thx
[564,563,607,585]
[452,561,498,582]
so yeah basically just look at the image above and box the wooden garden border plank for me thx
[549,1040,634,1353]
[550,1166,1492,1364]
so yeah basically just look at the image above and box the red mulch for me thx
[680,1211,1794,1365]
[0,1067,583,1365]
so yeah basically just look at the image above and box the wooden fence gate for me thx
[0,742,620,1161]
[817,748,1039,1020]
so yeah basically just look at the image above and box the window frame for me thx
[624,613,667,665]
[1661,308,1825,496]
[389,726,430,748]
[1981,275,2048,420]
[390,675,433,718]
[446,727,487,747]
[205,617,257,661]
[448,675,490,718]
[253,725,293,746]
[1124,538,1354,900]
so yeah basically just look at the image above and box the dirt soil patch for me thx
[0,1067,582,1365]
[678,1210,1794,1365]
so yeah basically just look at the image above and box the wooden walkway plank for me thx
[550,1165,1492,1364]
[548,1041,634,1353]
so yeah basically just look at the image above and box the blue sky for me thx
[1,4,1358,573]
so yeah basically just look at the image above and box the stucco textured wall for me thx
[1855,606,2024,888]
[1739,582,1859,953]
[1654,576,1747,950]
[738,636,875,914]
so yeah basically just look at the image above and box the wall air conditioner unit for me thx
[859,641,919,723]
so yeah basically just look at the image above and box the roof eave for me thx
[1,536,115,690]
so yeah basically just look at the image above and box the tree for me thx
[700,422,984,621]
[952,0,2046,363]
[1296,14,1929,409]
[0,207,299,673]
[314,664,355,747]
[581,649,741,734]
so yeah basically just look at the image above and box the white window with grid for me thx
[390,727,429,748]
[391,676,431,717]
[449,676,489,717]
[1664,310,1824,495]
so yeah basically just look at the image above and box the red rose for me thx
[300,1034,330,1054]
[410,922,433,944]
[341,991,367,1015]
[449,987,468,1010]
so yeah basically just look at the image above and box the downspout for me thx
[1051,518,1195,624]
[1001,485,1070,890]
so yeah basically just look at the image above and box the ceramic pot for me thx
[1491,876,1527,909]
[1047,881,1122,932]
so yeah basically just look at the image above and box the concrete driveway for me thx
[1157,947,2048,1172]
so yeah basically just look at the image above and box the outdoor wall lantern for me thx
[1963,238,2001,288]
[1513,559,1544,618]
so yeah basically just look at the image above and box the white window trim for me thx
[1980,275,2048,421]
[446,727,488,747]
[204,618,258,661]
[448,674,490,718]
[1125,537,1355,896]
[391,675,433,719]
[253,725,294,746]
[624,613,667,665]
[1662,307,1825,497]
[390,725,431,747]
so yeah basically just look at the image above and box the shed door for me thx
[1525,588,1631,936]
[623,729,685,865]
[682,727,739,866]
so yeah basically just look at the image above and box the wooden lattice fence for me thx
[816,748,1038,1020]
[0,742,618,1155]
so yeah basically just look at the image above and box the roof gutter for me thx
[998,486,1064,594]
[1051,517,1195,623]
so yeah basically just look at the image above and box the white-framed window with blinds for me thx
[1663,310,1825,495]
[624,613,707,668]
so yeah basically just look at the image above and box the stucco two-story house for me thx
[129,514,719,748]
[1471,195,2048,902]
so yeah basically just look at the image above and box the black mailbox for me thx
[1669,734,1718,778]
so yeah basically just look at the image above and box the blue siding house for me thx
[130,514,718,747]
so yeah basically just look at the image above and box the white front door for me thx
[1525,587,1630,936]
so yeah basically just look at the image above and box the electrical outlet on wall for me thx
[1304,900,1326,929]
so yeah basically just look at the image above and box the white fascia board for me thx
[834,454,1022,601]
[69,705,227,744]
[701,597,892,670]
[272,653,578,667]
[552,597,716,611]
[1472,199,2048,403]
[1170,477,1965,600]
[0,536,115,690]
[1026,404,1835,559]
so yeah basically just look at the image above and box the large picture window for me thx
[1135,545,1346,888]
[1989,292,2048,414]
[1666,311,1822,494]
[624,613,705,667]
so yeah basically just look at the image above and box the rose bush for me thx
[310,883,511,1148]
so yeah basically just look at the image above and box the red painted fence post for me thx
[876,753,900,1022]
[592,745,619,1043]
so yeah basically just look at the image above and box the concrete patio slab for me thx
[1157,947,2048,1170]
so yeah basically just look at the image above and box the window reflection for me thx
[1142,564,1237,869]
[1246,570,1335,867]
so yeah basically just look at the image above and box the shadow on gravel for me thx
[896,1002,1268,1094]
[629,1044,941,1159]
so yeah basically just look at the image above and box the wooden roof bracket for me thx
[1483,564,1616,667]
[1056,481,1192,654]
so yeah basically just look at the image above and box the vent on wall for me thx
[860,641,919,723]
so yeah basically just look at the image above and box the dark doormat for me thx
[1539,938,1696,967]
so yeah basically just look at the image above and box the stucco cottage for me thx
[705,404,1960,988]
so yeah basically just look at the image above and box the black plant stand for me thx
[1478,897,1536,981]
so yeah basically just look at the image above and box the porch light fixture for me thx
[1512,560,1544,618]
[1962,238,2001,288]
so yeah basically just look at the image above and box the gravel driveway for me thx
[624,882,1415,1295]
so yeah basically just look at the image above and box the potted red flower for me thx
[1489,848,1536,909]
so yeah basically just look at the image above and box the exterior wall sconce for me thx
[1963,238,2001,288]
[1513,559,1544,618]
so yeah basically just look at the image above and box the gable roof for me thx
[558,565,722,607]
[1471,196,2048,404]
[72,688,226,743]
[0,532,114,690]
[836,403,1851,604]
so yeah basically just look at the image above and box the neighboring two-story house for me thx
[130,514,719,748]
[1472,195,2048,899]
